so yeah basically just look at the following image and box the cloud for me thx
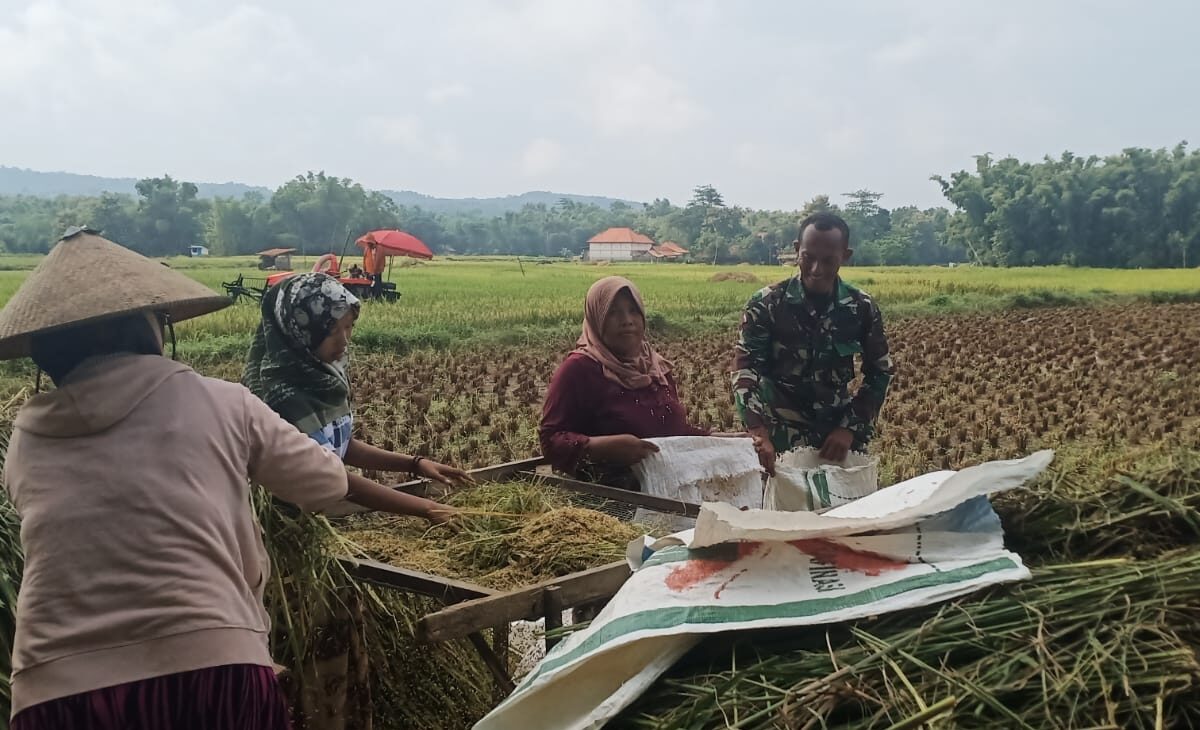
[585,64,705,137]
[0,2,68,86]
[427,83,471,104]
[431,132,463,163]
[0,0,178,94]
[361,115,462,165]
[362,114,425,150]
[733,141,769,170]
[453,0,646,59]
[3,1,1199,210]
[520,138,564,176]
[823,125,868,156]
[150,6,319,101]
[872,36,932,66]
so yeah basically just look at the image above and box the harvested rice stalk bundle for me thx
[339,482,638,588]
[446,480,568,516]
[998,445,1200,562]
[476,565,539,591]
[615,550,1200,730]
[255,491,494,730]
[337,515,491,584]
[431,481,571,572]
[441,513,521,573]
[0,501,16,712]
[510,507,641,576]
[347,528,456,576]
[0,430,19,715]
[365,592,499,730]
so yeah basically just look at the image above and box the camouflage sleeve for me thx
[731,289,773,431]
[840,297,895,442]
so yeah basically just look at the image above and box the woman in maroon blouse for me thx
[540,276,715,489]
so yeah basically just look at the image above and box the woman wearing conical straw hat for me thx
[0,229,449,729]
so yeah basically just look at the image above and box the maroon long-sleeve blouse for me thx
[539,352,709,476]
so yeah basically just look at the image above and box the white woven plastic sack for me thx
[765,447,879,512]
[473,450,1053,730]
[629,436,762,530]
[693,451,1054,548]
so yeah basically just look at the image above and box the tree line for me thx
[0,143,1196,267]
[935,143,1200,267]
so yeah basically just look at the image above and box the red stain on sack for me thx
[788,539,907,576]
[666,541,763,592]
[713,568,752,599]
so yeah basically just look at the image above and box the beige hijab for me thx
[575,276,671,390]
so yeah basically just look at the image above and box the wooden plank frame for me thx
[333,556,516,691]
[325,454,700,521]
[337,557,495,604]
[523,471,702,517]
[322,456,683,687]
[418,560,633,645]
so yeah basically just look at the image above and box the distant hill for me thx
[381,189,638,215]
[0,166,641,215]
[0,166,269,199]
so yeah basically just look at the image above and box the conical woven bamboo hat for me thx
[0,227,231,360]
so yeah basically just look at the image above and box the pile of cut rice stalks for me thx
[0,431,18,716]
[256,492,494,730]
[610,444,1200,729]
[264,479,643,729]
[336,481,642,590]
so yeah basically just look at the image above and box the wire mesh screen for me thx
[546,487,639,522]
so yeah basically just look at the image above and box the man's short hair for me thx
[797,212,851,247]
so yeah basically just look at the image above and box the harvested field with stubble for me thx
[334,302,1200,486]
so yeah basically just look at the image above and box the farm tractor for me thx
[222,229,433,304]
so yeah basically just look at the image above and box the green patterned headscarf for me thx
[243,273,360,435]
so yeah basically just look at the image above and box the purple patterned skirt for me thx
[11,664,291,730]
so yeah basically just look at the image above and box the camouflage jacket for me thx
[732,276,894,452]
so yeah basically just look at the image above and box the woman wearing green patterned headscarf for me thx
[244,272,471,520]
[245,272,475,728]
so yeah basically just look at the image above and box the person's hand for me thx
[819,428,855,463]
[750,432,769,454]
[587,434,660,466]
[423,503,460,526]
[711,432,773,471]
[748,427,776,476]
[417,459,475,487]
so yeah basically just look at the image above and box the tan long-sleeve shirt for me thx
[3,353,349,716]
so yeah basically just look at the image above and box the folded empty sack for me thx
[766,447,879,512]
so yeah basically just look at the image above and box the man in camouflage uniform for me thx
[732,212,894,473]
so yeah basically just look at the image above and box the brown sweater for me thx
[3,354,349,716]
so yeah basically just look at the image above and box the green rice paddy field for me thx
[0,255,1195,359]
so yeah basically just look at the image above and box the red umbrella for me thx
[355,230,434,260]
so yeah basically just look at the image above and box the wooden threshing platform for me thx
[324,457,703,695]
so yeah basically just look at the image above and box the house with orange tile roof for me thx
[647,240,690,262]
[587,227,655,261]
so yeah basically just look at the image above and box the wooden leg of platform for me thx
[468,631,516,696]
[543,585,564,652]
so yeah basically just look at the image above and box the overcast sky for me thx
[2,1,1198,209]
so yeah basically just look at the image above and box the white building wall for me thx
[588,242,652,261]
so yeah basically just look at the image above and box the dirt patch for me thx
[710,272,759,283]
